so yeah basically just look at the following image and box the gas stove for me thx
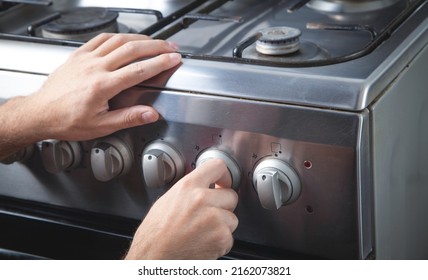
[0,0,427,260]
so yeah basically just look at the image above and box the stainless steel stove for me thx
[0,0,427,259]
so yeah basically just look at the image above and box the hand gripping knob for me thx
[196,148,241,190]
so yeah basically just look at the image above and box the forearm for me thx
[0,96,44,160]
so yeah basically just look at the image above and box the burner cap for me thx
[256,26,302,56]
[42,7,119,41]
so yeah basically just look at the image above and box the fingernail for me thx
[141,111,157,124]
[168,41,180,51]
[169,52,182,63]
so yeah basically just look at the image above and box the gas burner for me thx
[246,41,330,63]
[256,26,302,56]
[307,0,400,13]
[41,8,120,41]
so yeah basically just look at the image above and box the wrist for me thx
[0,95,45,143]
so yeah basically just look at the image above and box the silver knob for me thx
[1,145,35,164]
[253,158,301,210]
[196,148,241,190]
[40,140,82,173]
[142,141,185,188]
[91,136,133,182]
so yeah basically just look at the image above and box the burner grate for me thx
[0,0,211,46]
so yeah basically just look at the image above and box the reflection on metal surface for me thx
[307,0,401,13]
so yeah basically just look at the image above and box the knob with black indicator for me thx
[253,158,301,210]
[40,140,82,173]
[90,136,133,182]
[142,141,185,188]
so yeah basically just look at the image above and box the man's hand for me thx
[125,159,239,260]
[27,33,181,140]
[0,34,181,160]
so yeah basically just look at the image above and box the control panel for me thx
[0,132,302,211]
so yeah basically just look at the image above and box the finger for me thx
[190,158,233,189]
[78,33,115,52]
[221,209,239,233]
[207,188,239,211]
[103,39,179,70]
[95,105,159,134]
[93,33,152,57]
[106,53,182,96]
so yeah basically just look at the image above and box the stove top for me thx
[0,0,427,111]
[157,0,419,67]
[0,0,422,64]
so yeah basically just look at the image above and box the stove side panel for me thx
[370,44,428,259]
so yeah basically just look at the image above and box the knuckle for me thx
[205,207,220,221]
[160,53,173,65]
[191,189,207,207]
[152,54,172,68]
[139,34,151,40]
[230,190,239,206]
[82,62,99,75]
[97,33,113,41]
[122,41,138,53]
[68,48,81,58]
[230,212,239,231]
[86,76,105,94]
[216,227,234,254]
[179,174,202,191]
[178,176,194,190]
[121,110,140,127]
[110,33,128,45]
[131,62,147,77]
[155,39,171,50]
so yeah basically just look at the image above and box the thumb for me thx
[192,158,233,189]
[100,105,159,133]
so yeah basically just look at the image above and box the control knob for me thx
[253,158,301,210]
[40,140,82,173]
[0,145,35,164]
[91,136,133,182]
[142,141,185,188]
[196,148,241,190]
